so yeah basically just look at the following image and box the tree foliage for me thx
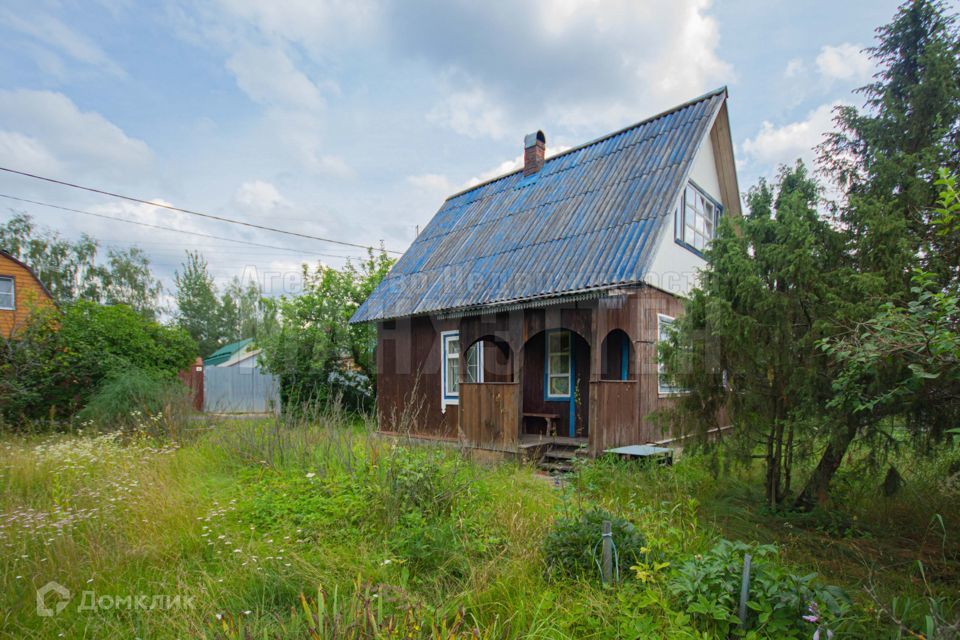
[173,251,275,357]
[823,172,960,443]
[819,0,960,287]
[658,162,851,508]
[258,251,394,411]
[662,0,960,508]
[0,301,196,424]
[0,213,163,318]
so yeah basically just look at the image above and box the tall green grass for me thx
[0,409,957,638]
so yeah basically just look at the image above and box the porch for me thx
[455,293,671,456]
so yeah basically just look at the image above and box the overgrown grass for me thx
[1,411,957,638]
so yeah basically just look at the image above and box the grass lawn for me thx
[1,414,957,639]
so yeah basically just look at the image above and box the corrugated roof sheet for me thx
[204,338,253,366]
[351,87,727,323]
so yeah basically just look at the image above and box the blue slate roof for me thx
[351,88,727,323]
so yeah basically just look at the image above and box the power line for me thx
[0,193,365,261]
[0,166,403,255]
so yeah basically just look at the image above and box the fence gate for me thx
[203,366,280,414]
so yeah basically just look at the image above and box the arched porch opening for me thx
[520,329,591,439]
[464,334,514,383]
[600,329,634,381]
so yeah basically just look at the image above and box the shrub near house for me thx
[0,300,196,424]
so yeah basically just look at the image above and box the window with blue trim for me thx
[546,331,572,399]
[675,182,721,252]
[441,332,483,407]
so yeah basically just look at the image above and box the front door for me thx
[545,330,577,437]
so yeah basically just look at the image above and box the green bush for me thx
[78,367,193,433]
[0,301,196,425]
[668,539,848,638]
[543,508,646,581]
[368,447,495,578]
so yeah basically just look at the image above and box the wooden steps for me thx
[520,436,587,474]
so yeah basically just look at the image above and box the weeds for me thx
[1,412,957,638]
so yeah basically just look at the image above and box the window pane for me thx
[549,354,569,375]
[465,343,481,383]
[0,278,11,310]
[659,317,672,342]
[447,366,458,395]
[549,376,569,396]
[443,334,460,397]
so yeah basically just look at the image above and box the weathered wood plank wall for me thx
[460,382,519,449]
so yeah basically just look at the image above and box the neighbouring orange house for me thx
[0,250,55,338]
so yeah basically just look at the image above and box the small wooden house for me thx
[0,250,55,338]
[351,88,740,458]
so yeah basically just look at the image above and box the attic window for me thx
[675,181,721,253]
[0,277,13,310]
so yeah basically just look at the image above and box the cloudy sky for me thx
[0,0,907,297]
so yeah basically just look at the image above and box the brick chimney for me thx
[523,130,546,176]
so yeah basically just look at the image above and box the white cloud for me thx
[465,144,572,188]
[784,58,805,78]
[226,45,325,110]
[816,43,873,83]
[394,0,734,136]
[233,180,288,213]
[309,154,354,178]
[0,90,152,180]
[741,101,843,171]
[0,10,125,77]
[407,173,455,193]
[212,0,378,53]
[427,86,509,139]
[0,131,63,175]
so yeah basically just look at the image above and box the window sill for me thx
[674,238,706,259]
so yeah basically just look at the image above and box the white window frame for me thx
[545,330,572,400]
[675,181,721,254]
[657,314,687,396]
[465,339,483,385]
[440,331,483,410]
[0,276,14,311]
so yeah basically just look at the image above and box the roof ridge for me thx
[443,86,727,200]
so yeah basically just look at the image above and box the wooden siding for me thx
[588,285,686,453]
[376,315,459,438]
[0,254,54,338]
[375,285,693,453]
[589,381,639,452]
[460,382,519,450]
